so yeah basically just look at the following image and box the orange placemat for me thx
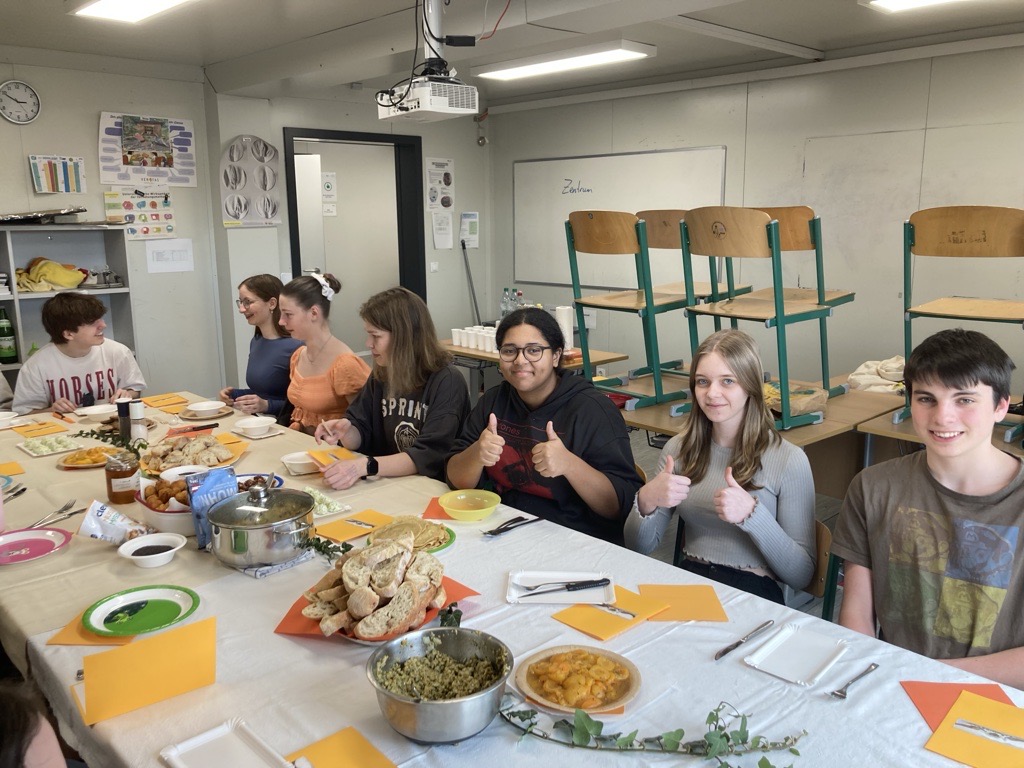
[0,461,25,475]
[308,447,358,467]
[287,726,394,768]
[315,510,394,542]
[160,404,187,414]
[142,393,187,407]
[275,576,479,639]
[422,497,451,520]
[48,611,134,647]
[13,422,67,437]
[552,586,669,642]
[901,681,1014,731]
[638,584,728,622]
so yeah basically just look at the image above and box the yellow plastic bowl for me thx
[438,489,501,522]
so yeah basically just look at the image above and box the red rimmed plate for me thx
[0,528,72,565]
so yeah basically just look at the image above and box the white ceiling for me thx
[6,0,1024,108]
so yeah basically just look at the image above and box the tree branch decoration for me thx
[499,694,805,767]
[74,428,148,459]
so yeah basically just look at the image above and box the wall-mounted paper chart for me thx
[29,155,87,194]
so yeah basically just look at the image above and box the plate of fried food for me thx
[140,435,248,474]
[57,445,120,469]
[515,645,641,714]
[366,515,455,554]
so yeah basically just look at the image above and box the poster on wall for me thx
[104,188,176,240]
[98,112,197,187]
[29,155,87,194]
[425,157,454,212]
[220,134,281,228]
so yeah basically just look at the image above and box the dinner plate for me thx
[515,645,641,714]
[0,416,37,431]
[160,718,292,768]
[0,474,11,491]
[743,622,848,686]
[0,528,72,565]
[506,570,615,605]
[427,526,455,554]
[230,427,284,441]
[139,440,248,476]
[82,585,200,637]
[235,473,285,490]
[177,406,234,421]
[56,446,120,470]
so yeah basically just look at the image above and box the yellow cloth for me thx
[16,258,86,292]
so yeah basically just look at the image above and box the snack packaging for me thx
[187,467,238,550]
[79,500,154,545]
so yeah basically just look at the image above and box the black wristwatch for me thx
[364,456,379,478]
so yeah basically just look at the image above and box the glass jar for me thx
[105,451,139,504]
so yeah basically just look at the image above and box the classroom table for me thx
[856,410,1024,465]
[3,396,1021,768]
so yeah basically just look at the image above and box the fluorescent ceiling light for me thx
[472,40,656,82]
[68,0,196,23]
[858,0,968,12]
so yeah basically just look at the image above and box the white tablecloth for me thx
[26,481,1024,768]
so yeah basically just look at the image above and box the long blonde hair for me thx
[674,329,778,488]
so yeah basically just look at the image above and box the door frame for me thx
[283,127,426,299]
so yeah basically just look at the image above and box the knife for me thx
[954,719,1024,748]
[518,578,611,598]
[714,619,774,661]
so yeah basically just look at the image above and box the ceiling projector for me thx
[378,77,479,122]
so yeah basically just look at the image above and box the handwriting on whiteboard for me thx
[562,179,593,195]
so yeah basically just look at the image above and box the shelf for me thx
[15,287,130,300]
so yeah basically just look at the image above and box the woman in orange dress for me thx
[278,273,370,434]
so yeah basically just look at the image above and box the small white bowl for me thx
[282,452,319,476]
[137,495,195,537]
[188,400,224,417]
[117,532,187,568]
[158,465,209,483]
[77,404,118,422]
[236,415,276,437]
[0,410,17,425]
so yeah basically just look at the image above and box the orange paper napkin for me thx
[48,611,134,647]
[925,691,1024,767]
[638,584,728,622]
[552,586,670,641]
[215,432,242,444]
[287,727,395,768]
[422,497,451,520]
[901,681,1014,731]
[275,576,479,639]
[308,447,358,467]
[14,422,67,437]
[142,393,187,407]
[160,404,187,414]
[315,510,394,542]
[0,461,25,476]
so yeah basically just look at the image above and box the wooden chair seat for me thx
[576,280,752,311]
[686,295,832,323]
[743,286,856,308]
[908,296,1024,322]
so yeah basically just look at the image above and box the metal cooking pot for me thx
[207,482,313,567]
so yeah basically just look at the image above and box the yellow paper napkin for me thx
[552,586,670,641]
[638,584,728,622]
[215,432,242,445]
[0,461,25,476]
[315,510,394,542]
[142,393,187,407]
[14,422,67,437]
[308,447,358,466]
[160,404,187,414]
[287,726,395,768]
[48,611,134,647]
[926,691,1024,767]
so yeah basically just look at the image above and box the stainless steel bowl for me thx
[366,628,513,744]
[207,483,313,567]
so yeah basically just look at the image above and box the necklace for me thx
[305,334,333,364]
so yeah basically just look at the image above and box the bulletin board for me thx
[513,146,726,287]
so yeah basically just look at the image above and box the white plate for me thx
[230,427,283,441]
[743,622,848,686]
[82,585,200,637]
[0,528,72,565]
[506,570,615,605]
[0,416,38,430]
[16,437,84,457]
[160,718,291,768]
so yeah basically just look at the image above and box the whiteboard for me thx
[513,147,726,287]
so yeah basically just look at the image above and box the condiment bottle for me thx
[115,398,132,440]
[129,399,147,441]
[105,451,139,504]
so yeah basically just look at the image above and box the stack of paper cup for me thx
[555,306,575,351]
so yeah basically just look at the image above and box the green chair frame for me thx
[680,206,836,430]
[893,205,1024,437]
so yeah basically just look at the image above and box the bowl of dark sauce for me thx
[117,532,187,568]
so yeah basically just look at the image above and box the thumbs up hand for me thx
[531,421,572,478]
[476,413,505,467]
[636,454,692,515]
[713,466,757,524]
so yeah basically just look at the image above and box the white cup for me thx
[452,329,464,346]
[467,330,480,349]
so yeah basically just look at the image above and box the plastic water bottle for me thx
[516,289,525,308]
[500,287,510,318]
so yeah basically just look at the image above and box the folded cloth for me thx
[16,258,86,292]
[237,549,314,578]
[849,355,906,394]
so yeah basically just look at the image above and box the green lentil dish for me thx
[376,648,506,700]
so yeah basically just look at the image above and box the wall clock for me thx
[0,80,41,125]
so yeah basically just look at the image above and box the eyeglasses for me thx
[498,344,552,362]
[235,298,259,309]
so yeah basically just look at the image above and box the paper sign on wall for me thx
[146,238,194,273]
[322,172,337,202]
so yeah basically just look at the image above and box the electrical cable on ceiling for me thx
[480,0,512,41]
[375,0,429,108]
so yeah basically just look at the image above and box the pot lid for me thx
[208,485,314,528]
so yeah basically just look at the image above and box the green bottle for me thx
[0,308,16,364]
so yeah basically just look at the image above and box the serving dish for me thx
[742,623,848,686]
[57,446,119,469]
[136,492,195,537]
[17,436,83,457]
[0,528,72,565]
[117,532,187,567]
[207,485,314,567]
[506,570,615,605]
[160,718,291,768]
[515,644,641,714]
[139,441,247,476]
[437,489,500,522]
[82,584,200,637]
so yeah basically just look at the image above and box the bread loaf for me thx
[347,586,381,619]
[354,581,436,641]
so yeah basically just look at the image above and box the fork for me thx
[829,663,879,700]
[483,517,540,536]
[598,603,636,619]
[517,579,584,592]
[28,500,77,529]
[31,508,86,529]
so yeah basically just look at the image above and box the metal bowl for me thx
[207,484,314,567]
[366,628,513,744]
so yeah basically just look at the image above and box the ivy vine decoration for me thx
[302,536,352,564]
[439,603,463,628]
[499,695,805,767]
[74,428,148,459]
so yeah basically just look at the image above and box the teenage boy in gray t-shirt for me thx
[833,328,1024,688]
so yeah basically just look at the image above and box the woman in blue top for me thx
[219,274,303,416]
